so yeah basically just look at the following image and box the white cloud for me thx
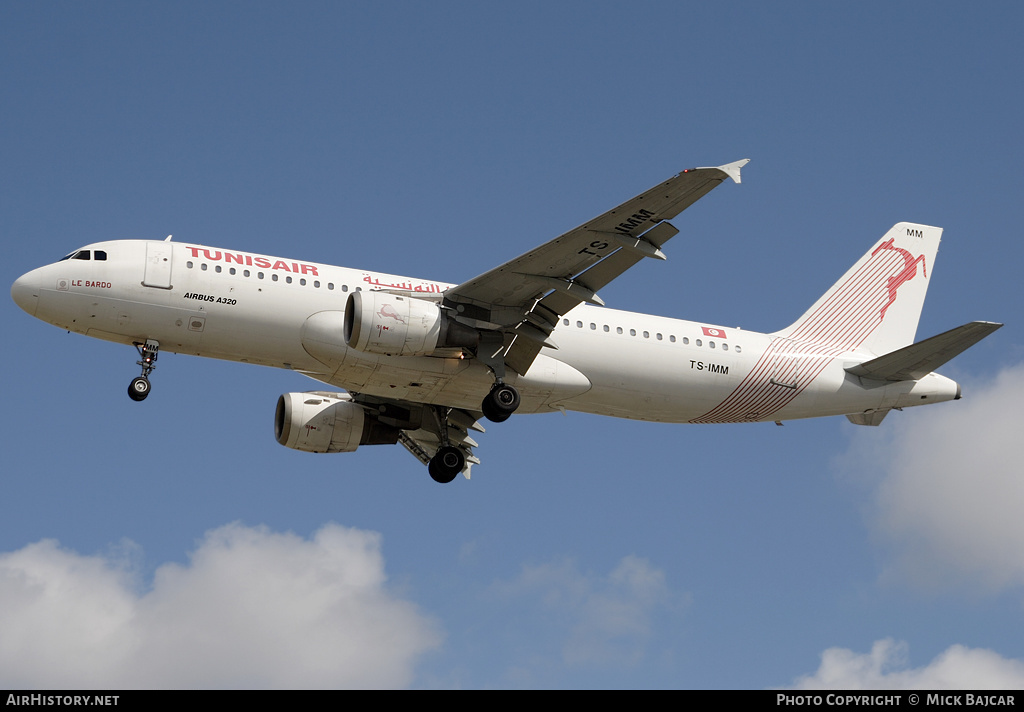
[788,639,1024,690]
[840,362,1024,590]
[0,522,441,689]
[493,555,680,670]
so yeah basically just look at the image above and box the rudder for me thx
[773,223,942,356]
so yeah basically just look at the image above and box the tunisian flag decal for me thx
[701,326,727,339]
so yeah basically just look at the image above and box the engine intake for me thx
[344,291,478,356]
[274,392,399,453]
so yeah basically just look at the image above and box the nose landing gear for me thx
[128,339,159,402]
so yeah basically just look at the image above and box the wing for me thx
[443,160,749,374]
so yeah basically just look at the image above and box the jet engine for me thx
[344,291,478,357]
[274,392,399,453]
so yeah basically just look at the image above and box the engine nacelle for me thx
[274,392,399,453]
[343,291,478,356]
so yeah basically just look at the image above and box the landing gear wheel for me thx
[481,383,520,423]
[129,339,159,402]
[128,376,151,401]
[428,446,465,484]
[481,399,510,423]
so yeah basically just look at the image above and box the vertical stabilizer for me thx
[774,223,941,356]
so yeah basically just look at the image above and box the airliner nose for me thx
[11,272,40,316]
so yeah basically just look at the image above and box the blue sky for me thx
[2,2,1023,689]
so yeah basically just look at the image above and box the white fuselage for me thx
[12,240,960,424]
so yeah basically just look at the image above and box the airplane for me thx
[11,160,1003,483]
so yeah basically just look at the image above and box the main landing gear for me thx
[474,331,521,423]
[428,446,465,484]
[426,405,468,484]
[481,382,520,423]
[426,379,520,483]
[128,339,159,402]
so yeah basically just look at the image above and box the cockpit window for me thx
[58,250,102,261]
[94,250,107,261]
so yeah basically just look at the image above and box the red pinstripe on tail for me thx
[690,223,941,423]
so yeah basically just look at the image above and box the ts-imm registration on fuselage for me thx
[11,160,1002,483]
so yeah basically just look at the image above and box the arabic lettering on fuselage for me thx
[361,274,447,294]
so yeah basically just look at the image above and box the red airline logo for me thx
[377,304,406,323]
[870,238,927,320]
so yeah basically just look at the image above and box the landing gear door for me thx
[143,242,173,289]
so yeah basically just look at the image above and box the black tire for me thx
[482,383,519,422]
[428,446,464,483]
[481,397,511,423]
[128,376,151,401]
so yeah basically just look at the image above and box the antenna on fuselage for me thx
[164,235,173,242]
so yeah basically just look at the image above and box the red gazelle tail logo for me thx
[871,237,927,320]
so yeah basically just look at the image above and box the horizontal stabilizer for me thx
[845,321,1003,382]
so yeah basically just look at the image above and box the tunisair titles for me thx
[185,247,320,276]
